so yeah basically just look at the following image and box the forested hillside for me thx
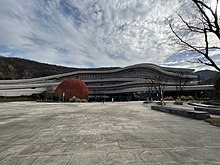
[0,56,119,79]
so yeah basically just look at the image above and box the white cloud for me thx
[0,0,219,70]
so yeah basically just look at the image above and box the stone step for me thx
[194,107,220,116]
[151,105,210,120]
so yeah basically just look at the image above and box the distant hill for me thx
[194,70,220,80]
[194,70,220,84]
[0,56,119,80]
[1,55,219,82]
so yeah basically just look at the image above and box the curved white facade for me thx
[0,63,206,98]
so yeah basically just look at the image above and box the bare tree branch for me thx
[169,23,206,55]
[177,13,204,33]
[170,0,220,72]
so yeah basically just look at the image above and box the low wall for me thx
[194,107,220,116]
[151,105,210,120]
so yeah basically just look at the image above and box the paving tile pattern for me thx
[0,101,220,165]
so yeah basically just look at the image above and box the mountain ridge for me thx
[0,55,219,81]
[193,70,220,80]
[0,56,119,80]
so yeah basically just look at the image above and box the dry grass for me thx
[206,118,220,127]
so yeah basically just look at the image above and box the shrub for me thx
[164,96,173,101]
[187,96,194,100]
[214,78,220,98]
[180,96,187,101]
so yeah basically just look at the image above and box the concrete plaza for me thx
[0,101,220,165]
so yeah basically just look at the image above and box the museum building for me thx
[0,63,214,101]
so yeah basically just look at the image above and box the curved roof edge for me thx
[0,63,197,84]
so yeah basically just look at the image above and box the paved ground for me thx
[0,101,220,165]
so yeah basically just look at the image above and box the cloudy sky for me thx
[0,0,219,70]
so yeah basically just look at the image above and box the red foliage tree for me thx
[54,78,88,100]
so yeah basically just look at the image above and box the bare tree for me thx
[170,0,220,72]
[148,74,165,102]
[145,81,155,100]
[174,73,190,97]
